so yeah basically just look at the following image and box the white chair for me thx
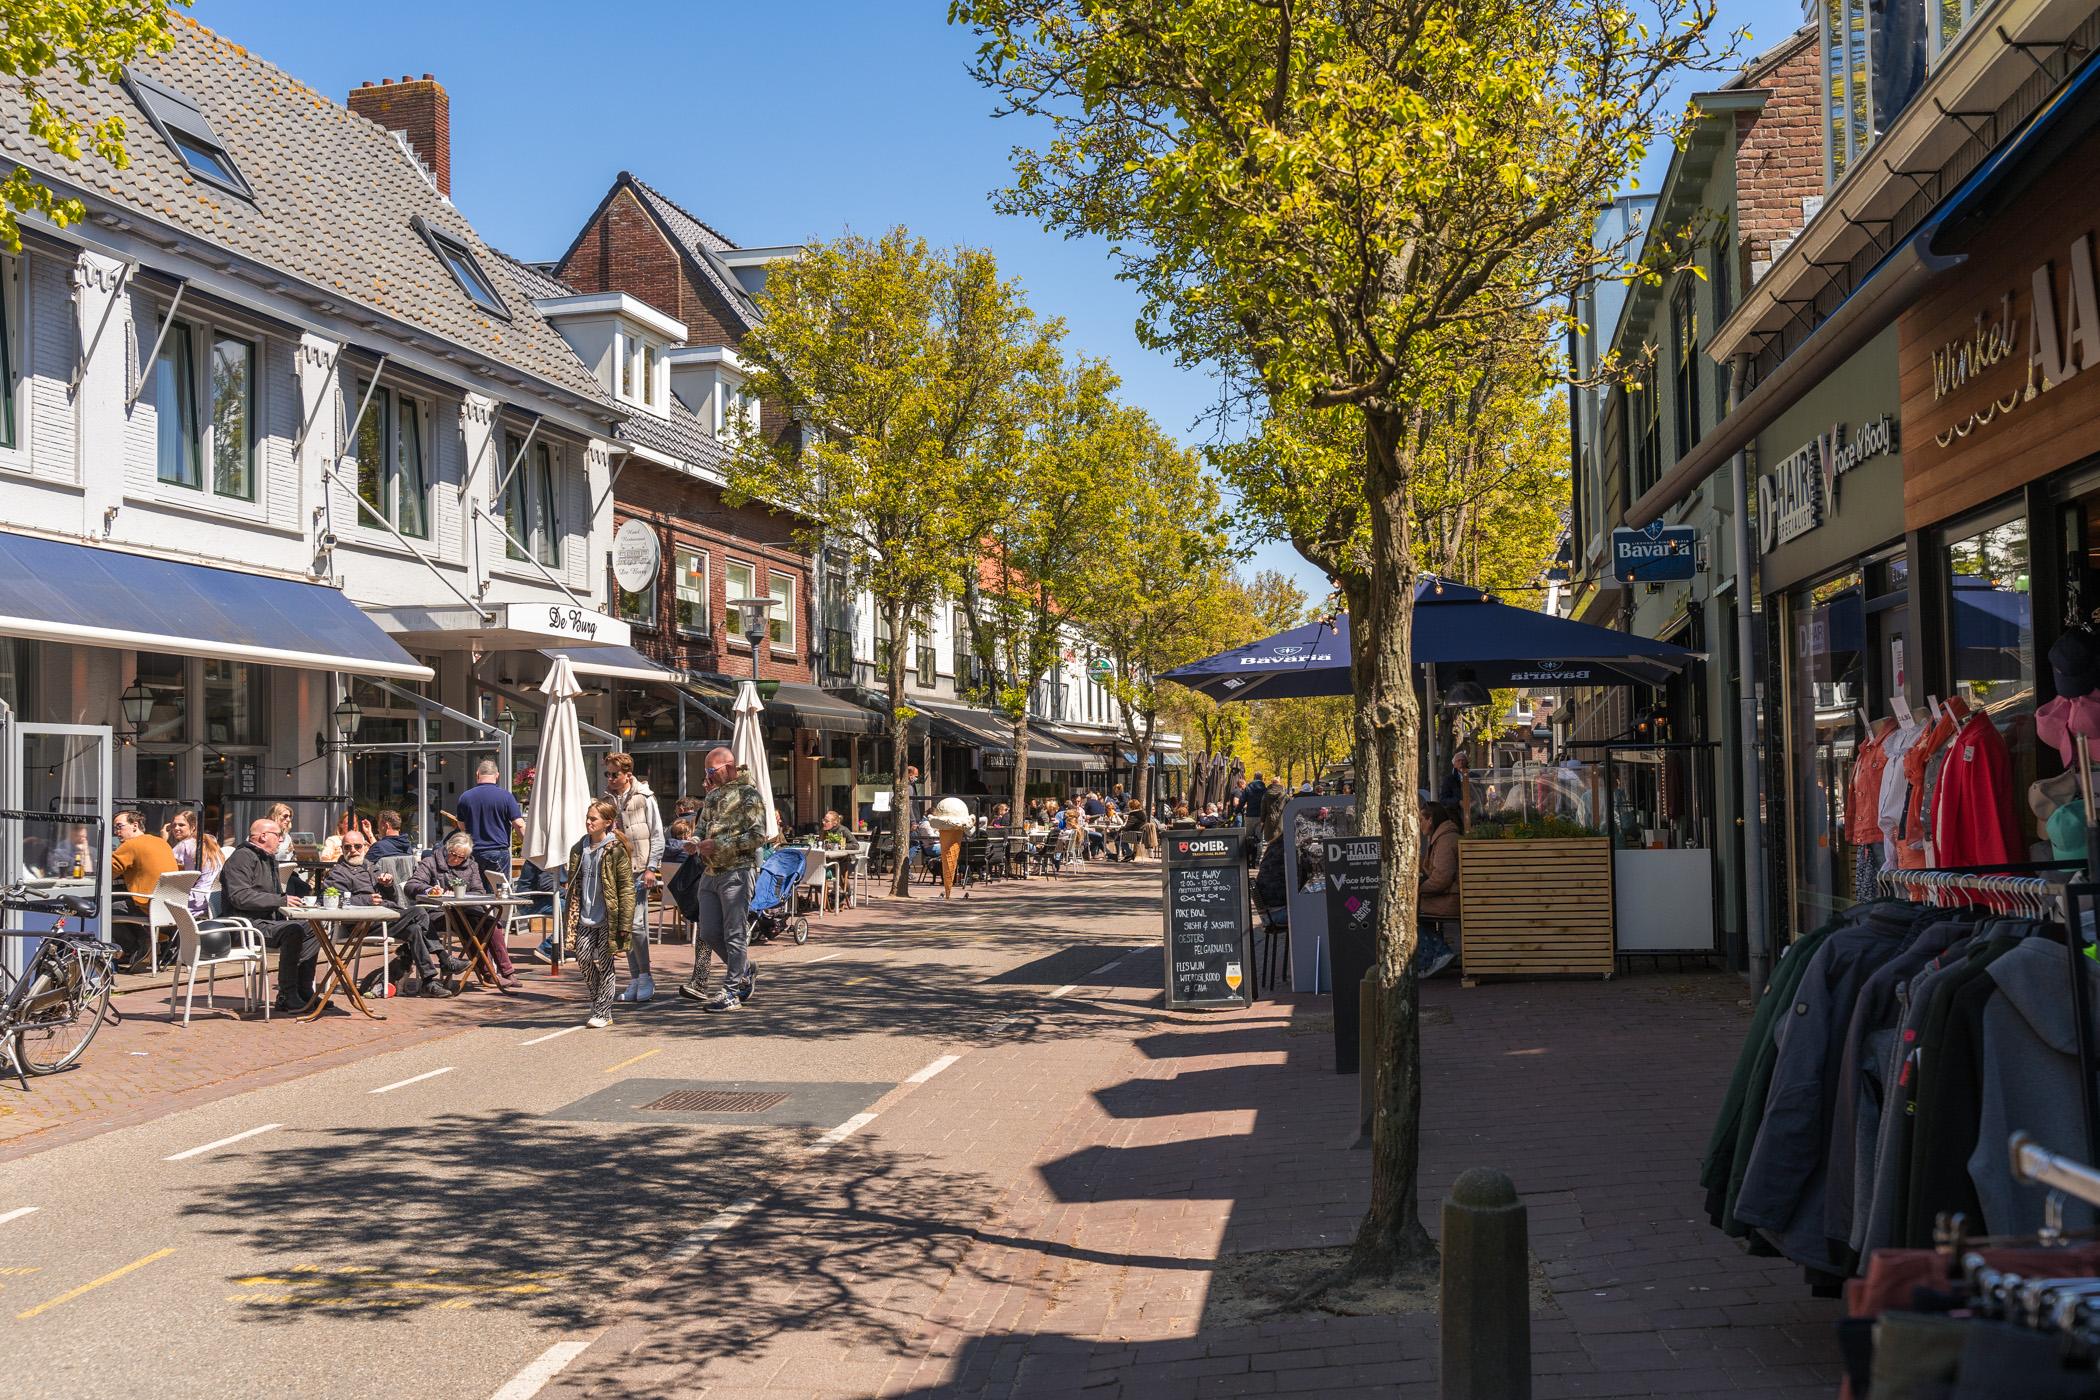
[166,899,270,1026]
[142,870,202,974]
[794,848,828,920]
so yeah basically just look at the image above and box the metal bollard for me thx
[1440,1167,1530,1400]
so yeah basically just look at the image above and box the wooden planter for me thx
[1456,837,1614,980]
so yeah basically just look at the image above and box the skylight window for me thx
[412,216,511,319]
[123,73,252,199]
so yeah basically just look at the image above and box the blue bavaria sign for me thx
[1611,522,1697,584]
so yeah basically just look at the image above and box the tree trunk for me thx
[1009,710,1032,828]
[887,597,914,899]
[1346,409,1435,1279]
[1134,714,1156,849]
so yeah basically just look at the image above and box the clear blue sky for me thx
[194,0,1806,605]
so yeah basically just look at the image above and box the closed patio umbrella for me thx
[732,680,780,842]
[521,655,589,872]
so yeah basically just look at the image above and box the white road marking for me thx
[0,1207,38,1226]
[806,952,841,964]
[810,1112,878,1152]
[663,1198,762,1264]
[487,1338,595,1400]
[370,1067,455,1095]
[905,1053,961,1084]
[164,1123,281,1161]
[1049,984,1079,999]
[520,1025,585,1046]
[1089,949,1141,976]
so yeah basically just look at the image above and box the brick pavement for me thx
[547,867,1841,1400]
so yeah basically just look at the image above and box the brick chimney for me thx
[348,74,450,196]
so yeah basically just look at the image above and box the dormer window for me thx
[713,375,757,438]
[617,329,662,412]
[124,73,253,200]
[412,216,511,320]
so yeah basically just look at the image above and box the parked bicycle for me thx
[0,887,121,1089]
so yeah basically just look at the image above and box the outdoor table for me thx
[418,894,530,993]
[811,843,870,910]
[280,903,400,1022]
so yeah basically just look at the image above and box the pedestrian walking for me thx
[678,745,767,1011]
[602,752,665,1002]
[565,799,634,1028]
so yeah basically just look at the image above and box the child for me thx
[565,799,635,1028]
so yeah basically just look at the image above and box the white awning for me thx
[541,646,676,683]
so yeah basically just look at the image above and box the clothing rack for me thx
[2011,1131,2100,1214]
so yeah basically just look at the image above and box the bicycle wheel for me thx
[13,955,112,1075]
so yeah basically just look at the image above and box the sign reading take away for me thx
[1610,521,1697,584]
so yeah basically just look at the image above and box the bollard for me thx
[1440,1167,1530,1400]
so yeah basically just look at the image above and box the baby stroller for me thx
[748,847,811,946]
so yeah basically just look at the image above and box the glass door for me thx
[0,720,112,980]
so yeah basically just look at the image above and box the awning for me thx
[542,645,677,683]
[0,530,432,680]
[768,682,885,736]
[1025,724,1097,772]
[914,700,1016,756]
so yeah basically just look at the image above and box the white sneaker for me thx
[586,1014,611,1029]
[615,981,636,1002]
[632,973,655,1002]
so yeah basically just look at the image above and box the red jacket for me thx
[1928,712,2024,868]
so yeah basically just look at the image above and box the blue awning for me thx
[0,531,430,680]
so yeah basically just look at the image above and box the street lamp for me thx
[617,718,638,743]
[118,681,154,738]
[332,694,364,741]
[728,595,779,701]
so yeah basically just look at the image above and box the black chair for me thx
[1258,902,1291,992]
[870,830,896,877]
[959,834,994,892]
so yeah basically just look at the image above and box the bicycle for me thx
[0,887,123,1089]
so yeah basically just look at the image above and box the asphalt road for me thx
[0,871,1164,1400]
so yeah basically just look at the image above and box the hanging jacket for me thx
[1895,711,1960,869]
[1877,723,1925,865]
[1928,712,2025,869]
[1847,722,1896,847]
[1968,937,2100,1238]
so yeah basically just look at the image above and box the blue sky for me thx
[194,0,1807,603]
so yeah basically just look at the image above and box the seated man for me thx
[217,819,318,1012]
[310,831,463,995]
[1114,802,1147,862]
[368,809,416,862]
[108,808,178,969]
[406,833,517,991]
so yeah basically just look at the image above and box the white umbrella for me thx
[732,680,780,841]
[521,655,590,870]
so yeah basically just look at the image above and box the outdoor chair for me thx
[870,830,896,877]
[793,848,828,918]
[1257,902,1290,992]
[165,898,270,1026]
[959,834,994,893]
[142,869,202,974]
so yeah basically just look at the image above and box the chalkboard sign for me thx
[1162,826,1253,1010]
[1323,836,1382,1074]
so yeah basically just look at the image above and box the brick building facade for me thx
[1732,30,1821,286]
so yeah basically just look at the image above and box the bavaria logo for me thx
[1273,645,1307,657]
[1532,661,1563,672]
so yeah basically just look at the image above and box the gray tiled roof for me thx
[490,249,578,303]
[623,174,762,332]
[617,398,732,480]
[0,18,613,414]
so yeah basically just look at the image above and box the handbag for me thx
[668,856,704,921]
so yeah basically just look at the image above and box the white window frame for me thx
[148,304,263,512]
[674,545,710,636]
[349,381,433,540]
[0,250,26,471]
[767,570,797,654]
[616,330,662,413]
[725,559,757,648]
[501,432,565,570]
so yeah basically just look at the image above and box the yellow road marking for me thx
[17,1248,174,1320]
[604,1047,665,1074]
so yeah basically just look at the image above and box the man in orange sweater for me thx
[109,808,177,968]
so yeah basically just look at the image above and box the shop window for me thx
[1946,515,2033,723]
[1786,573,1866,931]
[134,652,187,744]
[674,547,709,634]
[203,658,261,746]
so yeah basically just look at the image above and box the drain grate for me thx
[640,1089,789,1114]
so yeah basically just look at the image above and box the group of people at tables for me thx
[88,746,778,1024]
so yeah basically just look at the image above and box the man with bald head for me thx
[677,745,767,1011]
[217,817,320,1012]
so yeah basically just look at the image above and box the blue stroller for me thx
[748,847,812,945]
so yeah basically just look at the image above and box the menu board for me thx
[1162,826,1253,1010]
[1323,836,1383,1074]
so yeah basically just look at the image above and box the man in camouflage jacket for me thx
[678,745,768,1010]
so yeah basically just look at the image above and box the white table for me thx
[279,903,400,1021]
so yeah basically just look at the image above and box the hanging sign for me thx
[611,519,661,594]
[1611,521,1698,583]
[1162,826,1253,1010]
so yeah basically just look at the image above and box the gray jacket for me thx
[1969,939,2100,1236]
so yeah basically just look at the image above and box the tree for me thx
[957,0,1725,1277]
[967,354,1126,815]
[0,1,185,253]
[1076,422,1237,827]
[1251,694,1352,787]
[724,229,1050,895]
